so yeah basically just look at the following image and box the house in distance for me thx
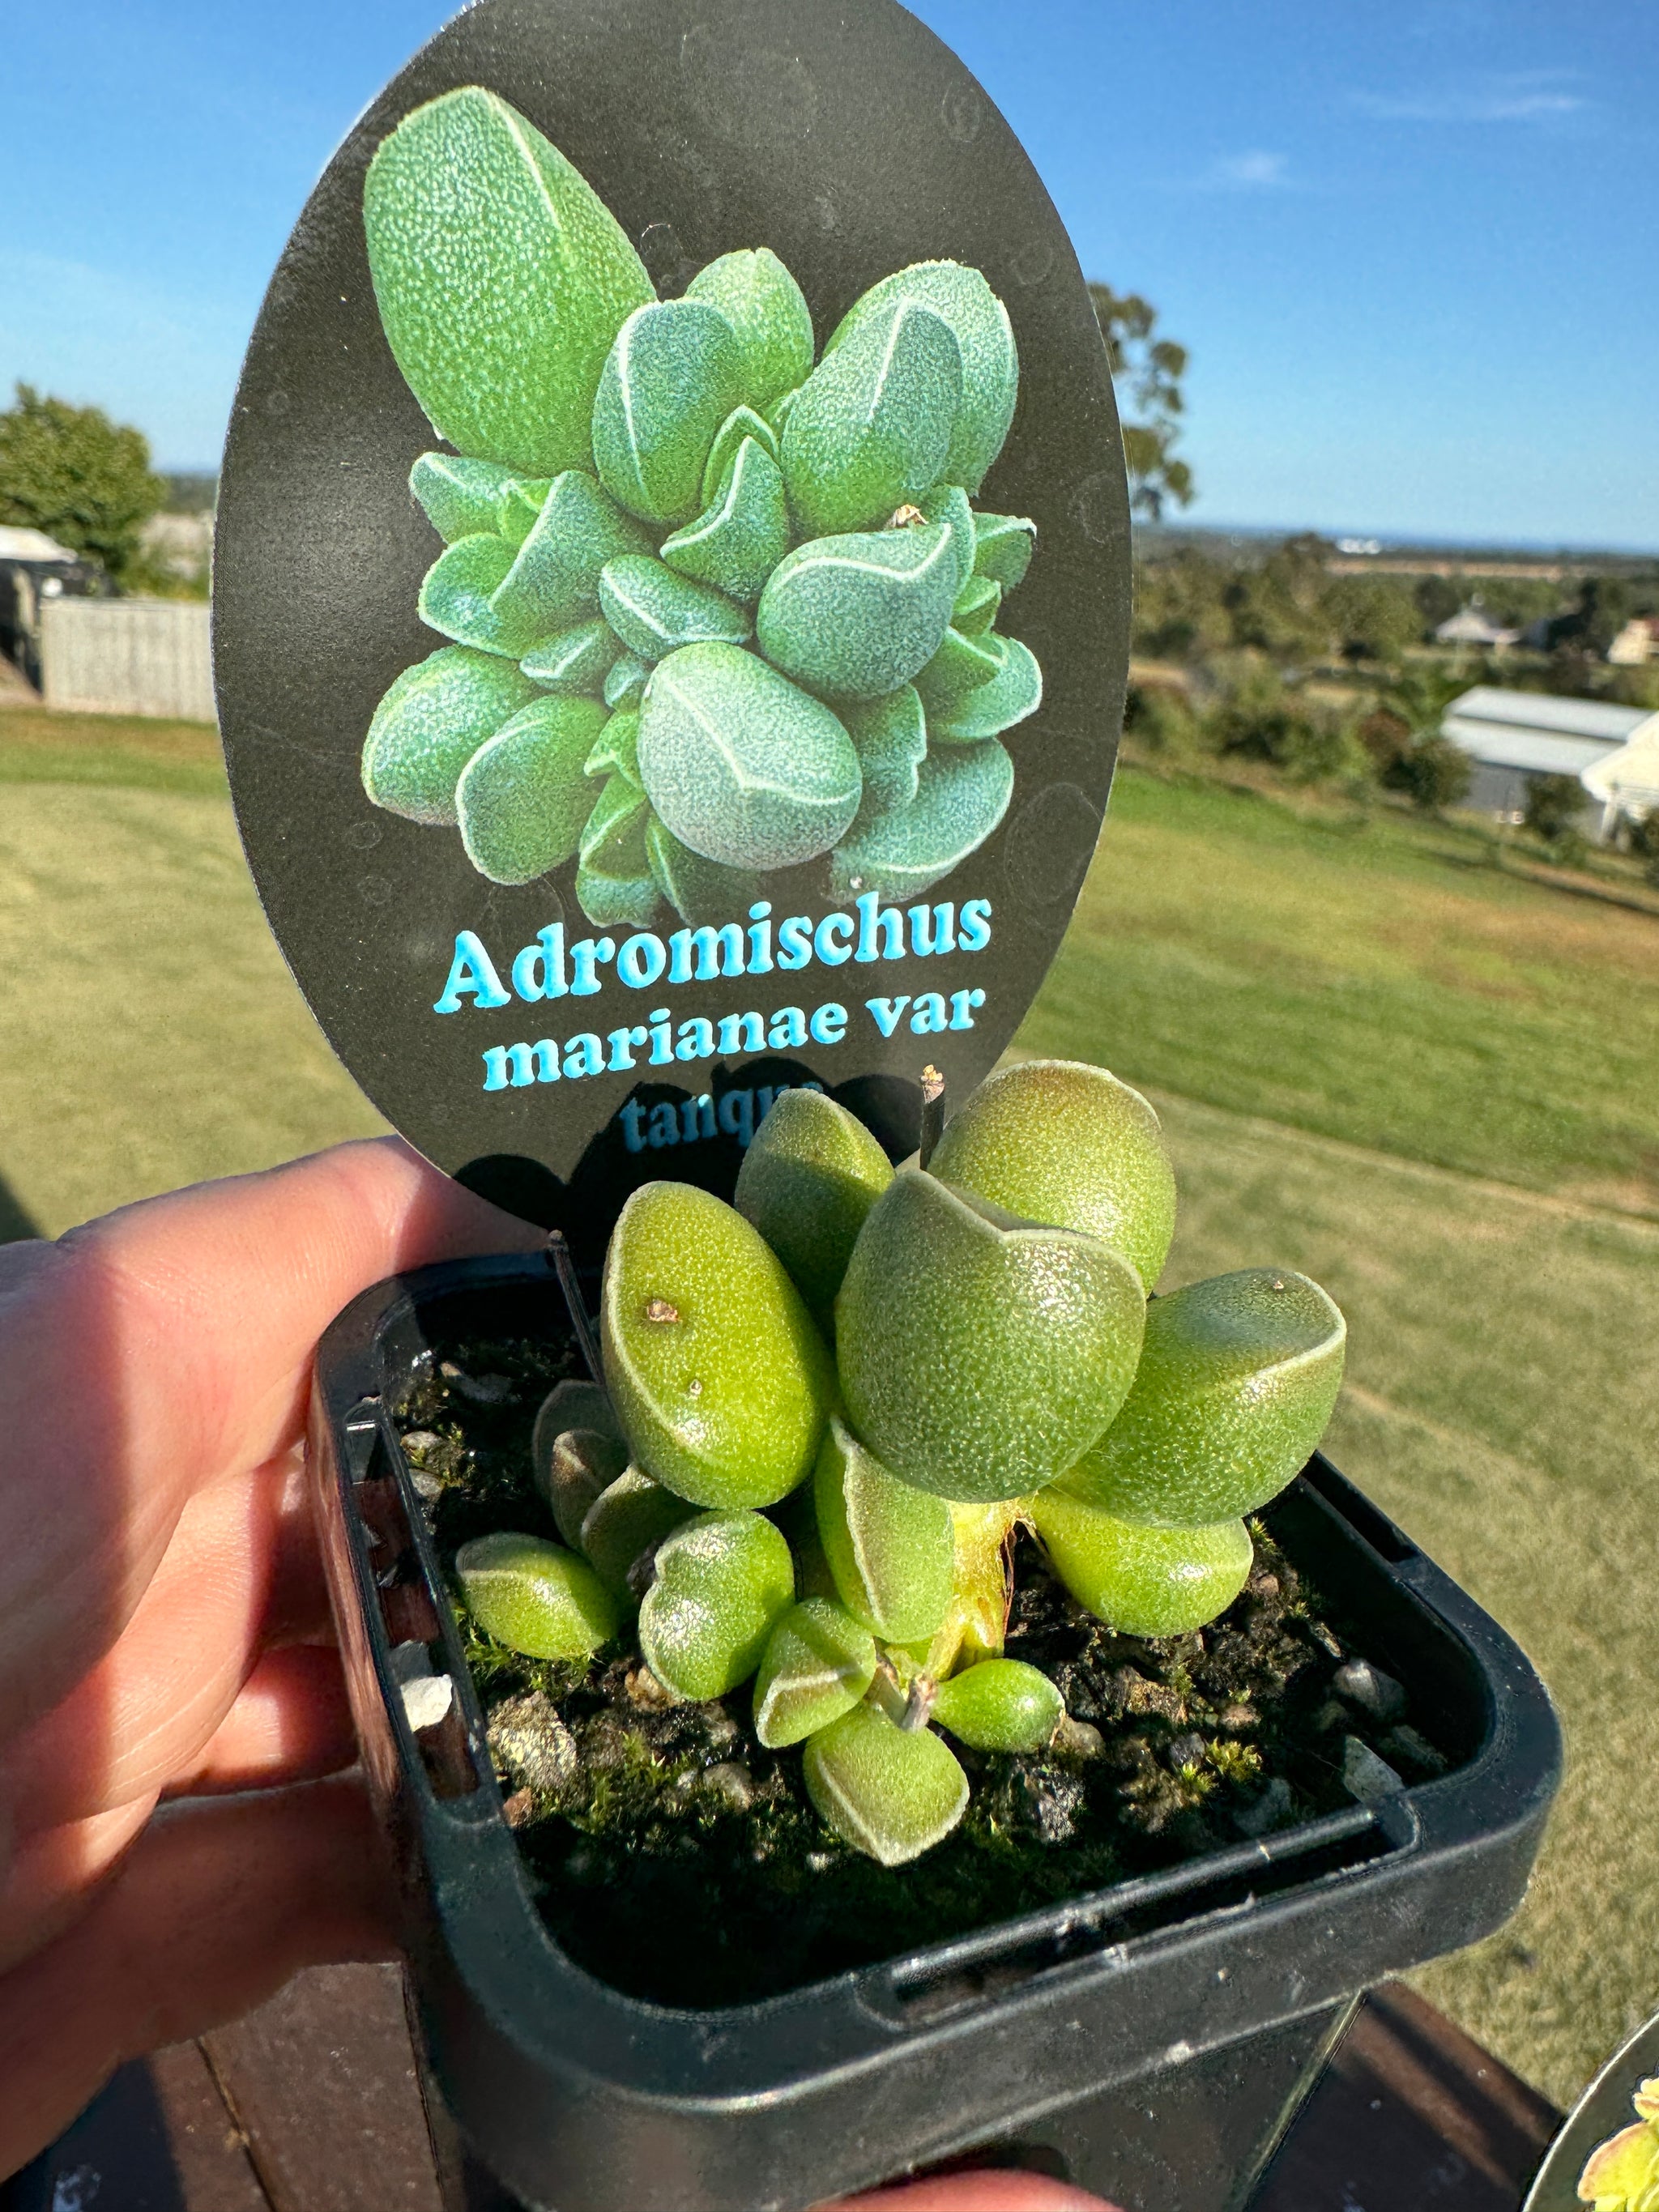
[1441,685,1659,838]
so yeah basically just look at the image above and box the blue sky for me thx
[3,1,1653,548]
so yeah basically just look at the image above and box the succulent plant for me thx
[452,1062,1346,1865]
[359,87,1042,917]
[1576,2078,1659,2211]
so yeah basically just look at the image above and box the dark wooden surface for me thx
[3,1967,1561,2212]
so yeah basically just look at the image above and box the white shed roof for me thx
[0,526,78,564]
[1447,686,1654,747]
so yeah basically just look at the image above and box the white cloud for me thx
[1213,150,1291,187]
[1354,72,1589,125]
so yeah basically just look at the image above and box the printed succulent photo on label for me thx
[360,87,1039,926]
[214,0,1131,1234]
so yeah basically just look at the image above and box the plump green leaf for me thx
[929,636,1042,742]
[929,1059,1176,1294]
[495,475,553,547]
[490,470,655,641]
[531,1378,627,1545]
[574,770,660,927]
[755,524,959,701]
[830,739,1013,902]
[636,641,862,870]
[409,452,515,542]
[584,705,642,787]
[971,511,1036,590]
[361,646,539,825]
[659,437,792,603]
[813,1413,953,1642]
[454,1530,621,1660]
[455,695,608,883]
[603,651,650,710]
[1029,1491,1254,1637]
[700,403,780,510]
[919,483,977,598]
[780,302,962,539]
[931,1659,1064,1753]
[638,1510,796,1700]
[532,1424,629,1549]
[520,618,621,696]
[591,298,744,526]
[834,1170,1146,1502]
[364,87,655,475]
[766,385,801,436]
[825,262,1017,496]
[579,1466,700,1600]
[913,625,1003,718]
[1057,1268,1346,1524]
[645,816,764,924]
[951,573,1001,636]
[734,1092,894,1330]
[839,687,928,819]
[686,248,816,412]
[753,1597,876,1749]
[803,1703,968,1865]
[418,533,527,656]
[601,1182,836,1508]
[599,554,751,663]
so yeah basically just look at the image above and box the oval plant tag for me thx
[214,0,1131,1250]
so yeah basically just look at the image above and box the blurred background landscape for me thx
[2,0,1656,2116]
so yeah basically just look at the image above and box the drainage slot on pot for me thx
[887,1813,1395,2021]
[348,1416,481,1801]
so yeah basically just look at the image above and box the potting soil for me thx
[393,1332,1447,2009]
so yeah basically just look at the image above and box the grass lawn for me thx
[1022,769,1659,1214]
[2,720,1657,2104]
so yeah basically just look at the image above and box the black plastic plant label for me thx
[215,0,1130,1250]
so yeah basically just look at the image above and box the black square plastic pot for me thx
[309,1249,1560,2212]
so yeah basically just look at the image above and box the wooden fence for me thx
[39,596,215,722]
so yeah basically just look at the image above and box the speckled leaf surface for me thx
[780,301,962,539]
[598,555,751,663]
[929,635,1042,741]
[685,248,816,413]
[636,641,861,870]
[803,1703,968,1866]
[753,1597,876,1749]
[360,646,538,825]
[492,470,655,641]
[1059,1268,1346,1525]
[519,618,621,695]
[454,1530,621,1660]
[755,524,959,700]
[591,298,745,526]
[733,1089,893,1328]
[812,1413,953,1643]
[1029,1490,1254,1638]
[659,437,792,603]
[834,1170,1145,1502]
[825,261,1017,497]
[928,1059,1176,1292]
[409,451,515,543]
[601,1181,835,1508]
[454,693,607,882]
[364,87,654,475]
[830,739,1013,902]
[637,1510,796,1700]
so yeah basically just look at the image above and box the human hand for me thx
[824,2172,1120,2210]
[0,1140,1120,2211]
[0,1139,546,2174]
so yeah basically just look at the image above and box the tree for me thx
[0,384,164,586]
[1088,284,1194,521]
[1523,772,1585,844]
